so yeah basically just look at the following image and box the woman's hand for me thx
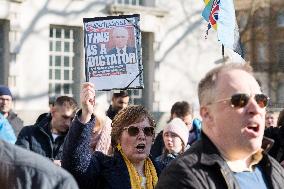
[80,82,96,124]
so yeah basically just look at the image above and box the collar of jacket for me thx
[198,133,240,188]
[7,111,18,119]
[199,133,227,167]
[197,133,278,189]
[262,136,275,153]
[35,114,53,136]
[162,152,179,160]
[37,113,70,138]
[199,133,271,167]
[106,105,119,120]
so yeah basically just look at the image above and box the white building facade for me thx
[0,0,222,125]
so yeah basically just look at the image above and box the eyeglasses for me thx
[123,126,154,137]
[214,93,269,108]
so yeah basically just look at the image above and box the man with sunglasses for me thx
[157,63,284,189]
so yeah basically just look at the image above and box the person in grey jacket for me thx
[0,85,24,136]
[156,63,284,188]
[0,139,78,189]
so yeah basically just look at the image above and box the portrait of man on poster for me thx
[108,27,136,64]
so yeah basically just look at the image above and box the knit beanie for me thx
[163,118,189,145]
[0,86,12,98]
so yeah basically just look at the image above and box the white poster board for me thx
[83,14,143,91]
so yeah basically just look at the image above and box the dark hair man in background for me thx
[0,85,24,137]
[15,96,78,166]
[106,90,129,120]
[151,101,193,159]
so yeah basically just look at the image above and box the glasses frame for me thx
[123,126,155,137]
[213,93,269,108]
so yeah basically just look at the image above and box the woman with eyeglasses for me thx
[62,83,163,189]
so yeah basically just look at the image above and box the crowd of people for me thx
[0,62,284,188]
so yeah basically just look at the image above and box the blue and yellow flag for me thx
[202,0,244,58]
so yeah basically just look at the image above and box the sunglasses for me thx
[123,126,154,137]
[215,93,269,108]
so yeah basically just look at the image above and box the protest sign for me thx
[83,14,143,90]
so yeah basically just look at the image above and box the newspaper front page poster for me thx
[83,14,143,91]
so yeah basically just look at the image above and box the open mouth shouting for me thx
[136,143,146,153]
[244,123,261,137]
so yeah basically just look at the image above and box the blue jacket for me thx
[62,111,164,189]
[0,113,16,144]
[155,152,179,166]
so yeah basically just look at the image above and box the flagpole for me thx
[222,44,225,63]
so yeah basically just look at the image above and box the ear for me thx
[111,96,116,102]
[50,106,56,117]
[200,106,213,123]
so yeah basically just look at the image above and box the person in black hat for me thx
[0,85,23,137]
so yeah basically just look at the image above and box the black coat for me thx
[107,47,136,55]
[265,126,284,162]
[0,139,78,189]
[150,131,164,159]
[15,114,66,160]
[62,111,164,189]
[106,105,118,120]
[156,133,284,189]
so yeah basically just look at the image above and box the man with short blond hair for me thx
[157,63,284,189]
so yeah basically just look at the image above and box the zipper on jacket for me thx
[38,125,54,159]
